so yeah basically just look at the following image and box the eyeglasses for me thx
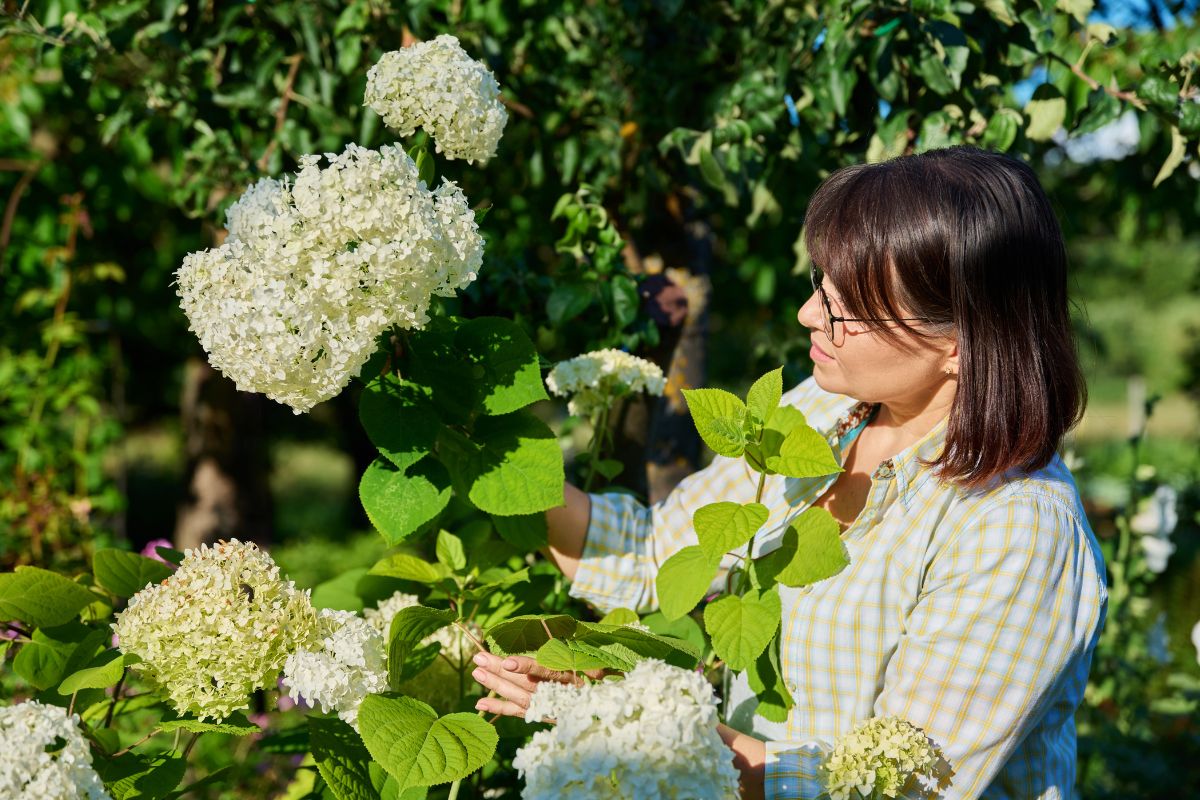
[810,264,931,345]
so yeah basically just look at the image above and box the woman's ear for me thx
[942,334,959,376]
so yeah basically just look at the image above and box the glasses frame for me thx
[810,265,931,342]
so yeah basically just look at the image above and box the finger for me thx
[471,666,534,709]
[474,696,527,719]
[472,652,542,693]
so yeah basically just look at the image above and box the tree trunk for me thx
[174,358,273,550]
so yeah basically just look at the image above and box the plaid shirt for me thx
[569,377,1107,799]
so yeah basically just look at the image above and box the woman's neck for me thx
[866,381,956,457]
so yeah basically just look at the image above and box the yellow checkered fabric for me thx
[568,377,1107,799]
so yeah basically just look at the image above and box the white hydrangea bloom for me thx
[365,591,480,714]
[365,34,508,163]
[0,701,111,800]
[1130,485,1179,537]
[512,658,739,800]
[820,716,949,800]
[176,143,484,413]
[113,539,320,721]
[546,349,667,418]
[1192,619,1200,667]
[282,609,388,730]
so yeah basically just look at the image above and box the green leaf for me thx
[746,635,794,724]
[1074,88,1121,136]
[546,283,594,327]
[98,753,186,800]
[357,695,498,790]
[59,651,133,695]
[388,606,458,687]
[682,388,748,458]
[533,638,611,672]
[703,588,781,671]
[1025,83,1067,142]
[406,323,479,425]
[982,0,1016,25]
[360,458,453,546]
[466,412,564,515]
[0,566,98,627]
[697,139,725,190]
[313,569,369,613]
[1154,126,1187,188]
[13,622,107,691]
[456,318,549,415]
[693,501,770,564]
[1055,0,1093,24]
[763,410,840,479]
[641,611,706,655]
[159,711,260,736]
[358,378,441,472]
[655,545,718,621]
[610,275,640,329]
[745,368,783,427]
[92,550,174,598]
[309,716,388,800]
[598,607,639,626]
[981,108,1022,152]
[573,622,702,670]
[491,514,549,551]
[1139,75,1180,110]
[369,554,450,584]
[761,508,849,588]
[435,531,466,572]
[485,614,578,655]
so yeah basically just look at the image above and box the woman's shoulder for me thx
[779,375,859,434]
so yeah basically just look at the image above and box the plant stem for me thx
[182,732,201,759]
[104,668,128,728]
[581,403,611,493]
[448,779,463,800]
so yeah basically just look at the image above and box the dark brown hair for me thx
[803,145,1085,488]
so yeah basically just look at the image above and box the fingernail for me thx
[502,658,518,670]
[473,653,488,666]
[475,701,486,711]
[472,668,486,681]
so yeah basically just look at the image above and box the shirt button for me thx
[785,680,798,693]
[873,459,895,480]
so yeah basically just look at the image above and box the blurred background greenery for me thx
[2,0,1198,797]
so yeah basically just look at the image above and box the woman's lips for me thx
[810,342,835,363]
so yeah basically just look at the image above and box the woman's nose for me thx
[796,289,823,330]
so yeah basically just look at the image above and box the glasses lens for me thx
[811,266,834,341]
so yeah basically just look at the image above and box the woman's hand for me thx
[470,651,593,718]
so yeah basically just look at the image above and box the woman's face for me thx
[796,274,957,409]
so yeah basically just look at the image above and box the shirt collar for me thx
[829,402,949,509]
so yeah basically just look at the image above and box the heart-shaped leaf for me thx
[358,695,498,790]
[703,587,781,671]
[656,545,718,621]
[693,502,769,564]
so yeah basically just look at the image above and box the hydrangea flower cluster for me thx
[113,539,320,721]
[512,658,739,800]
[365,591,481,714]
[282,609,388,730]
[0,701,110,800]
[546,349,667,418]
[820,716,948,800]
[1131,485,1179,573]
[176,143,484,413]
[365,34,508,163]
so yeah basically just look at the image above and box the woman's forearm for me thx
[542,482,590,580]
[717,723,766,800]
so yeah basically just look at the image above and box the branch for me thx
[1050,52,1146,110]
[256,53,304,173]
[0,159,41,272]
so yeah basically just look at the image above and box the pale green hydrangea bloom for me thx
[546,349,667,418]
[820,716,949,800]
[512,658,739,799]
[113,539,320,721]
[365,34,508,163]
[0,700,111,800]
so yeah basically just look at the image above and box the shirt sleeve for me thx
[567,452,761,614]
[764,492,1107,799]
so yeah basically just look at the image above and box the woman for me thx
[471,146,1107,799]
